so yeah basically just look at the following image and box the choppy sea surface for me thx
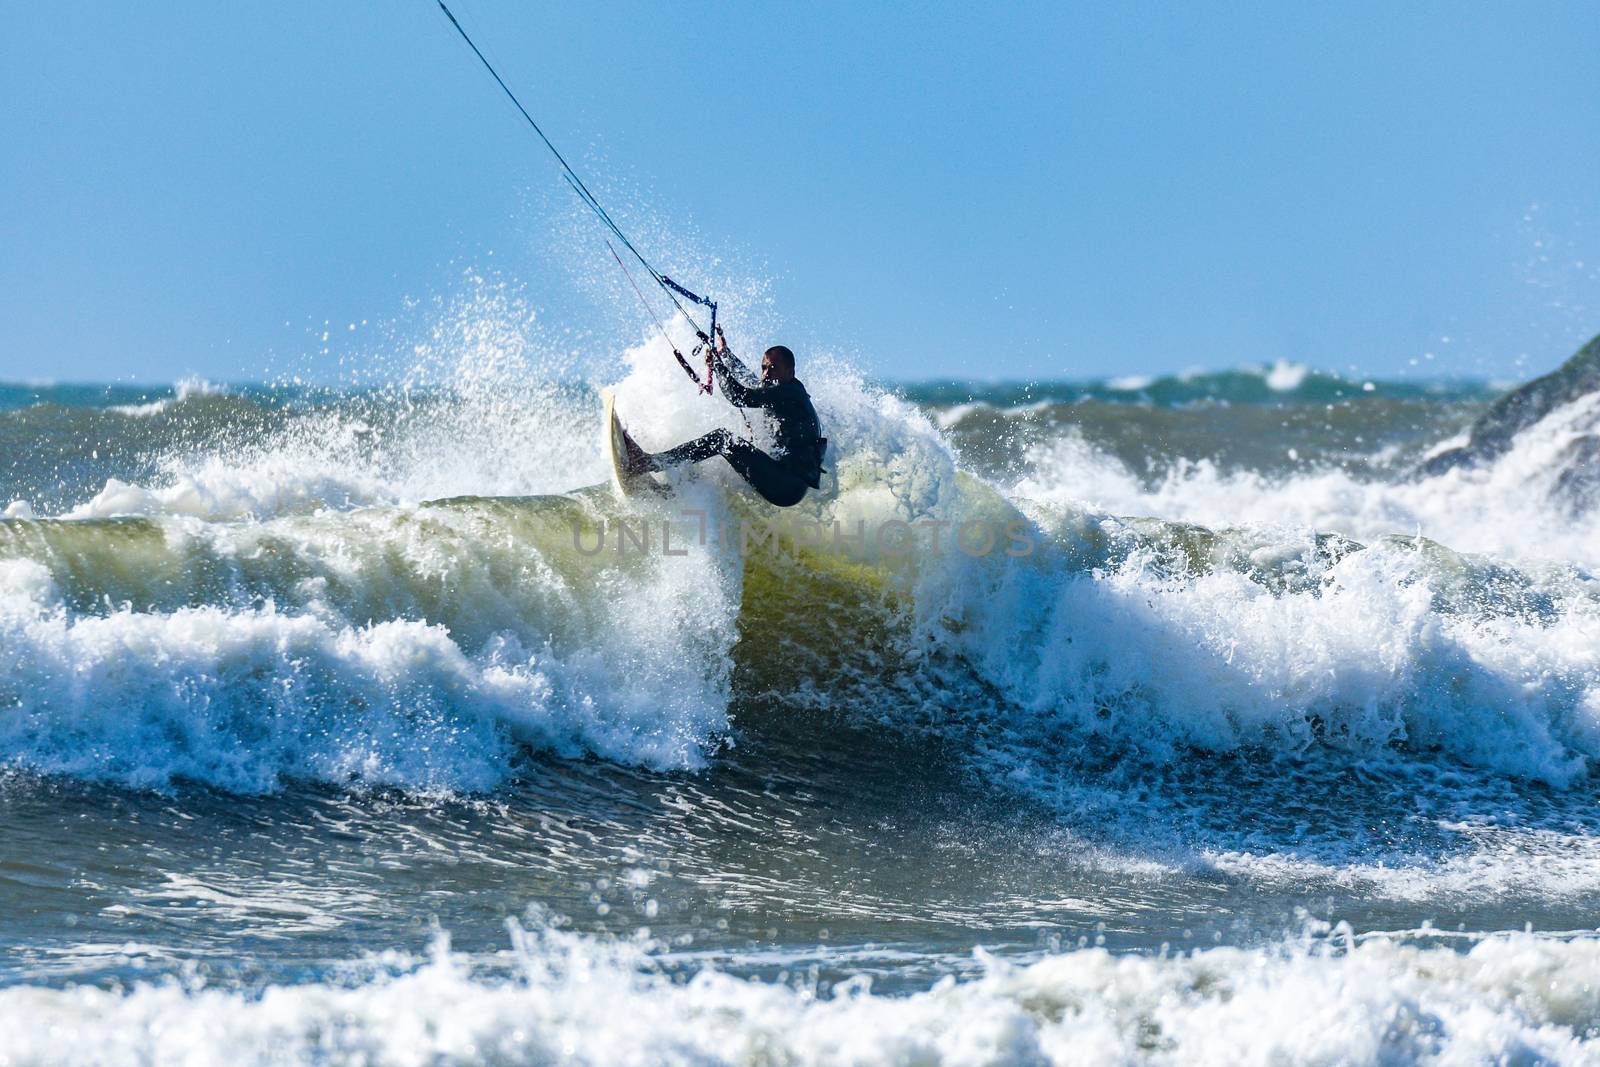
[5,329,1600,1064]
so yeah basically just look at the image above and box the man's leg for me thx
[638,428,734,472]
[722,440,809,508]
[640,431,807,507]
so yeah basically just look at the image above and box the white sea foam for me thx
[830,388,1600,788]
[1012,389,1600,568]
[1204,826,1600,903]
[108,376,227,418]
[933,400,987,429]
[933,513,1600,787]
[0,493,742,791]
[1265,359,1311,392]
[3,924,1599,1066]
[108,398,172,417]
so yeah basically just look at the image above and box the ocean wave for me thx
[0,491,741,792]
[1009,390,1600,567]
[3,342,1600,796]
[1263,358,1311,392]
[903,364,1494,415]
[887,506,1600,791]
[107,376,228,418]
[4,923,1598,1066]
[59,381,597,522]
[4,323,1600,798]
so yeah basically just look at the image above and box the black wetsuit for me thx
[646,351,824,507]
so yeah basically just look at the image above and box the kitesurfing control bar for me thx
[660,277,718,345]
[607,242,712,394]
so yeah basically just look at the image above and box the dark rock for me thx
[1552,434,1600,518]
[1414,332,1600,479]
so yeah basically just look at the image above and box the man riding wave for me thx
[627,327,826,508]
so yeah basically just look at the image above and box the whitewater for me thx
[4,284,1600,1063]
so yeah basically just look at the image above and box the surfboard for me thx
[601,390,668,498]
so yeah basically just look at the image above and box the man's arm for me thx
[705,330,774,408]
[712,352,770,407]
[717,346,762,389]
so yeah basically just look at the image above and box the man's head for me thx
[761,345,796,384]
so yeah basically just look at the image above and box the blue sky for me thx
[3,1,1597,384]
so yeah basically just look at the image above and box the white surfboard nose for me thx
[602,389,669,499]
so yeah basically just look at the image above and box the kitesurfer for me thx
[629,328,826,507]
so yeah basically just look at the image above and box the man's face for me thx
[761,352,790,384]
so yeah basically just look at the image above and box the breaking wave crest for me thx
[5,922,1599,1067]
[3,302,1600,799]
[1,357,1598,796]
